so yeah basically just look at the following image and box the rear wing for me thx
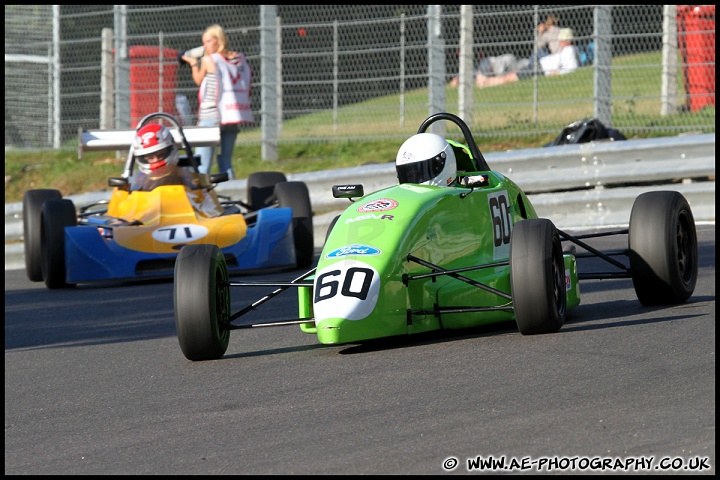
[78,125,220,159]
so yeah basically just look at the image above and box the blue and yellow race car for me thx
[22,112,314,289]
[173,112,698,361]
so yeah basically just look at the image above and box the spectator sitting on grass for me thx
[449,51,530,87]
[450,14,564,88]
[530,14,562,66]
[474,28,580,88]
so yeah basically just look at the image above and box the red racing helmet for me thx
[133,124,179,174]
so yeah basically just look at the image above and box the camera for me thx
[178,46,205,65]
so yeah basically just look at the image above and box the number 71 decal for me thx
[152,224,209,243]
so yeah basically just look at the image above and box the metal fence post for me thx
[333,20,339,134]
[276,15,283,138]
[261,5,278,162]
[532,6,540,123]
[158,31,165,114]
[427,5,446,136]
[399,13,406,128]
[52,5,61,149]
[594,6,613,126]
[661,5,679,116]
[457,5,474,127]
[113,5,130,129]
[100,28,114,130]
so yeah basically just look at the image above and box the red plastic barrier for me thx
[129,46,179,127]
[677,5,716,111]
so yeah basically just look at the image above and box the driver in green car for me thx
[395,132,458,187]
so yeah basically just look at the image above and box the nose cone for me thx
[313,258,405,344]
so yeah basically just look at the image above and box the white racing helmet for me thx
[395,133,457,187]
[133,123,179,175]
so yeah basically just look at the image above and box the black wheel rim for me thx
[216,259,231,342]
[676,211,696,286]
[552,237,566,317]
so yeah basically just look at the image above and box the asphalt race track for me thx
[5,225,715,475]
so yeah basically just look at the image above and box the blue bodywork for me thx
[64,208,296,283]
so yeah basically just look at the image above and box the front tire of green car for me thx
[174,244,231,361]
[510,218,566,335]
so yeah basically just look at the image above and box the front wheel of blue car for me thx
[23,189,62,282]
[510,218,566,335]
[174,244,231,361]
[41,199,77,289]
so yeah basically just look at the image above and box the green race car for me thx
[173,112,698,361]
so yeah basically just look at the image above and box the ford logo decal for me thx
[326,244,381,258]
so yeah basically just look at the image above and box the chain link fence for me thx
[5,5,716,151]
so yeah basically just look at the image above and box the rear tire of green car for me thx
[174,244,231,361]
[510,218,566,335]
[628,191,698,306]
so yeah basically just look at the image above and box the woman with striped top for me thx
[182,24,254,179]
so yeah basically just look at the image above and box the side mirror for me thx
[210,173,229,184]
[332,184,364,200]
[459,174,489,188]
[108,177,130,189]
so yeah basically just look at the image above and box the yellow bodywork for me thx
[105,185,247,254]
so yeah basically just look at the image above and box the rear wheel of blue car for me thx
[247,171,288,211]
[23,189,62,282]
[275,181,314,269]
[174,244,231,361]
[510,218,566,335]
[41,199,77,289]
[629,191,697,306]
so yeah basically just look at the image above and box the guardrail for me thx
[5,134,715,271]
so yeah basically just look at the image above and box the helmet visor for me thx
[397,152,446,184]
[137,146,173,170]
